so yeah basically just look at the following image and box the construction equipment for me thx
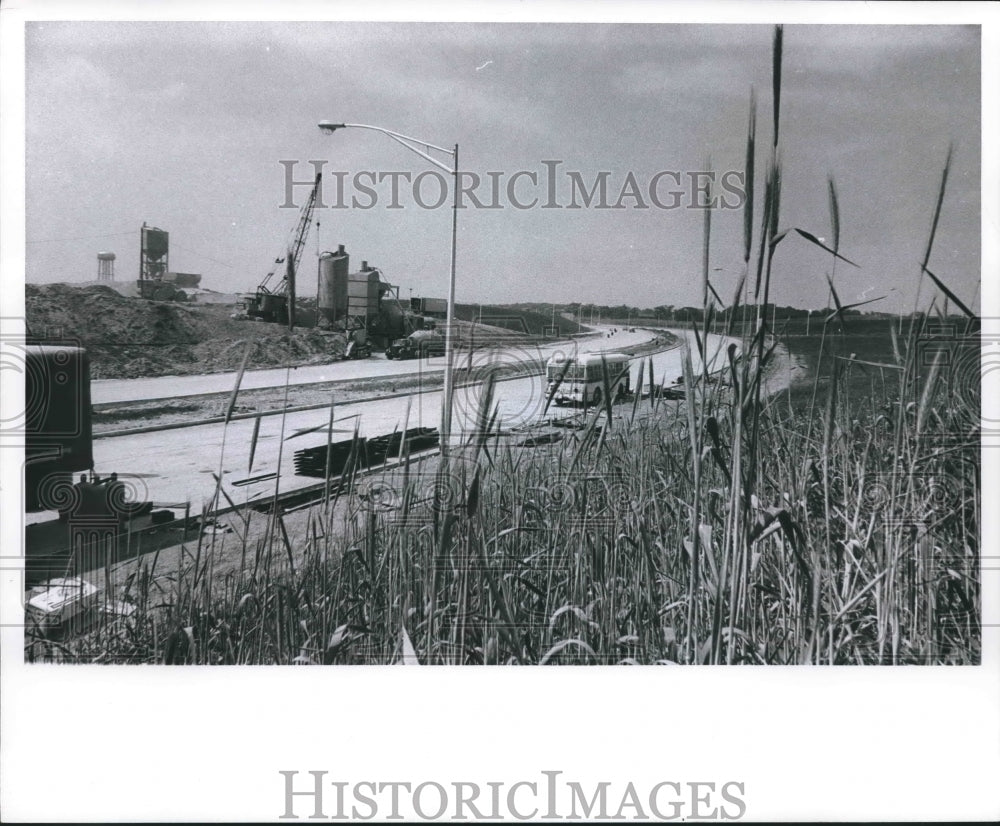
[342,328,372,360]
[385,328,445,360]
[243,173,321,325]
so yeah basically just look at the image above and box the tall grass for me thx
[38,333,977,665]
[27,26,980,665]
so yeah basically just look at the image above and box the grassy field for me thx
[27,26,979,665]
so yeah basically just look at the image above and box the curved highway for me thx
[89,328,736,513]
[90,325,662,405]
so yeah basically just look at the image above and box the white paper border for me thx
[2,1,997,822]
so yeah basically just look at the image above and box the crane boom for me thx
[258,172,322,294]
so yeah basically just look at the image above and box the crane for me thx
[244,172,322,325]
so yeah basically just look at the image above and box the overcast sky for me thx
[25,22,979,313]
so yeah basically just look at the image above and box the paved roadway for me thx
[88,329,735,514]
[90,326,660,404]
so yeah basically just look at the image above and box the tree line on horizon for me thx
[493,301,971,324]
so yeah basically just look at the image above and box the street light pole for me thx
[443,143,459,456]
[318,121,459,456]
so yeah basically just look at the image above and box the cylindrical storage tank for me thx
[317,246,349,324]
[317,254,333,319]
[381,301,404,338]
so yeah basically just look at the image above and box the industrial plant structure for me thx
[138,223,168,283]
[136,223,198,300]
[227,170,444,352]
[316,244,423,346]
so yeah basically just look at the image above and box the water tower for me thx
[97,251,116,281]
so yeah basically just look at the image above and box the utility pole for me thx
[286,246,296,331]
[318,121,459,456]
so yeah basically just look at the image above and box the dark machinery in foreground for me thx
[24,343,94,513]
[23,341,170,584]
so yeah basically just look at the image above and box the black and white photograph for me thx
[2,1,997,822]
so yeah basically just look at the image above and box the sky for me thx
[24,21,981,313]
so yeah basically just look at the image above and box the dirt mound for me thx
[26,283,345,379]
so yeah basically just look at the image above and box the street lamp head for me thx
[313,116,458,454]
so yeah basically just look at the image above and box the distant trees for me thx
[491,300,932,326]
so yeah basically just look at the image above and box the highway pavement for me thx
[90,329,735,513]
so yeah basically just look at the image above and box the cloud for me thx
[22,21,981,310]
